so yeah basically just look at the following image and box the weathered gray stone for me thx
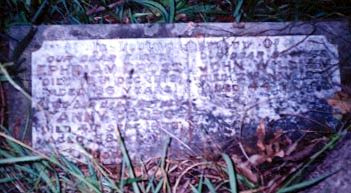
[302,134,351,193]
[6,21,351,163]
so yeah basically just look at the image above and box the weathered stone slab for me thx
[30,35,340,164]
[6,21,350,163]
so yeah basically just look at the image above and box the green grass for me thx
[0,129,245,193]
[1,0,350,31]
[0,126,345,193]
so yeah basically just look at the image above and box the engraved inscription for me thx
[32,36,340,164]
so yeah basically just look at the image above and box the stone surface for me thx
[302,134,351,193]
[6,21,351,163]
[31,35,340,163]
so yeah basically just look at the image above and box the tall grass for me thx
[1,0,350,30]
[0,126,344,192]
[0,128,246,193]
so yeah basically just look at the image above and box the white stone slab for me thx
[32,36,340,164]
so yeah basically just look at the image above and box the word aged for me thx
[32,36,340,164]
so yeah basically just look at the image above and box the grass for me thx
[0,0,350,31]
[0,121,347,193]
[0,126,243,193]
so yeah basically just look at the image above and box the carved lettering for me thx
[32,36,340,164]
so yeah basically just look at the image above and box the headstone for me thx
[7,21,351,164]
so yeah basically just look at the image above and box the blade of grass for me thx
[60,155,84,176]
[236,174,256,189]
[0,177,17,183]
[131,0,169,22]
[133,12,153,17]
[50,156,100,193]
[119,158,126,191]
[0,148,58,193]
[87,159,98,182]
[197,175,204,193]
[160,137,171,193]
[173,162,210,193]
[145,176,156,193]
[178,4,216,14]
[33,162,59,193]
[168,0,175,23]
[190,184,200,193]
[176,0,186,10]
[6,137,28,156]
[15,164,39,176]
[0,155,43,165]
[154,178,164,193]
[115,126,141,193]
[121,178,142,186]
[222,153,238,193]
[233,0,244,22]
[73,143,122,192]
[0,132,103,193]
[116,4,125,21]
[204,178,216,193]
[0,63,31,100]
[281,133,341,188]
[53,170,61,193]
[190,175,204,193]
[31,0,48,23]
[128,8,138,23]
[159,127,195,154]
[277,169,340,193]
[0,148,15,158]
[21,108,31,141]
